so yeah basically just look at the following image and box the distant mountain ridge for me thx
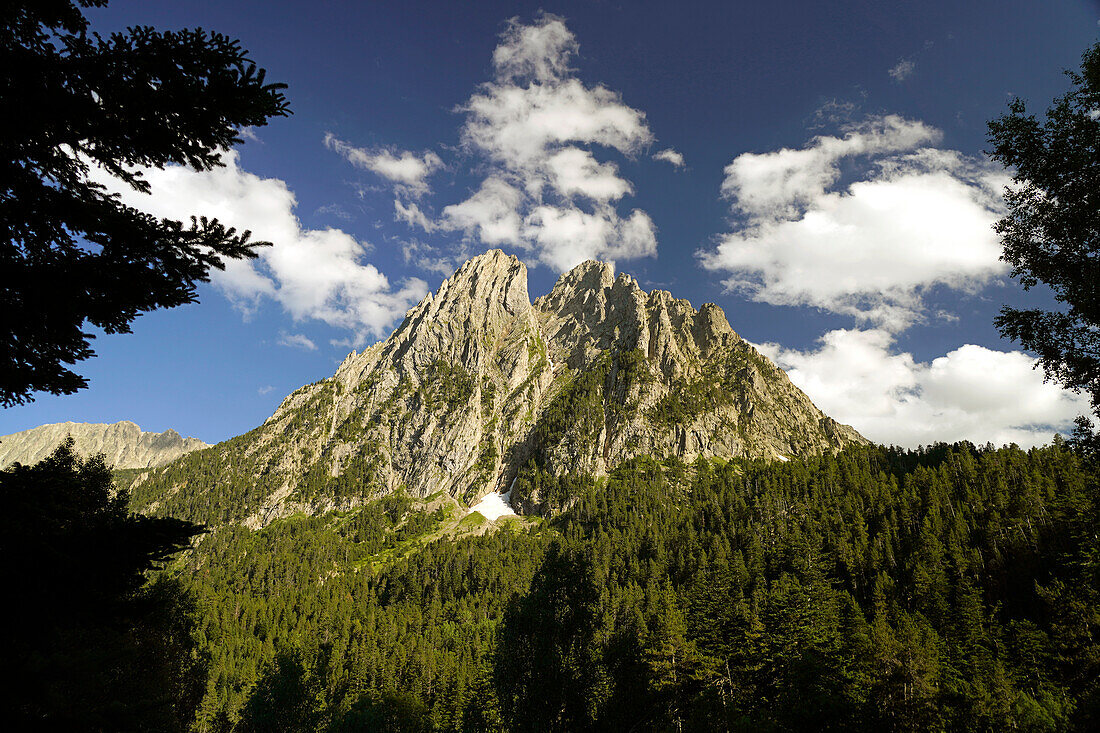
[0,421,209,470]
[126,250,865,527]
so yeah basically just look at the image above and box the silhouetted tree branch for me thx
[0,0,290,406]
[988,43,1100,459]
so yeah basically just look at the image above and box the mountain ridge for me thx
[126,250,865,527]
[0,420,209,470]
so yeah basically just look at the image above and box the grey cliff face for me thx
[0,421,209,469]
[129,250,866,527]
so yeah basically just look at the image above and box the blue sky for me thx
[3,0,1099,447]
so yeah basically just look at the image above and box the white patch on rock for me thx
[468,478,517,521]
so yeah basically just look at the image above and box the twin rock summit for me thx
[122,250,865,527]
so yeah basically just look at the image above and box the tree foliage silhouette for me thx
[494,542,608,732]
[0,0,289,406]
[0,438,206,729]
[987,42,1100,456]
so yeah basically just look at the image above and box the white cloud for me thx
[324,133,442,197]
[758,329,1090,448]
[365,14,657,271]
[889,59,916,81]
[321,15,668,272]
[258,385,275,395]
[523,206,656,271]
[719,115,940,219]
[91,150,426,341]
[394,200,436,232]
[653,148,685,167]
[700,116,1011,331]
[461,77,653,176]
[277,331,317,351]
[492,15,579,83]
[545,148,633,201]
[441,177,525,245]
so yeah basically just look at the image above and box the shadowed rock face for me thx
[127,250,866,527]
[0,421,208,469]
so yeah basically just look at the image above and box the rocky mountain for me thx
[0,421,209,470]
[126,250,864,527]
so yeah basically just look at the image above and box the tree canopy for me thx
[987,43,1100,453]
[0,0,289,406]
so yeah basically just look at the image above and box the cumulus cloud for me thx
[90,150,426,341]
[361,14,660,272]
[719,115,940,219]
[545,148,634,200]
[441,177,525,245]
[653,148,685,167]
[324,133,443,197]
[757,329,1089,448]
[277,331,317,351]
[889,59,916,81]
[700,116,1010,331]
[460,21,653,173]
[523,206,656,272]
[322,15,670,273]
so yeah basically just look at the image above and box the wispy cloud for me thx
[889,58,916,81]
[394,200,437,232]
[401,239,464,277]
[652,148,685,167]
[315,202,353,221]
[324,134,443,197]
[277,331,318,351]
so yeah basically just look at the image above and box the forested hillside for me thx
[154,441,1099,731]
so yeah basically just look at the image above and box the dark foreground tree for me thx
[0,439,206,729]
[494,542,608,732]
[987,43,1100,457]
[1,0,289,406]
[237,648,325,733]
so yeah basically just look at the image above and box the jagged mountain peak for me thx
[534,261,741,377]
[337,249,537,388]
[128,252,866,528]
[425,249,530,318]
[550,258,618,293]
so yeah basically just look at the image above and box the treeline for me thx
[164,440,1098,730]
